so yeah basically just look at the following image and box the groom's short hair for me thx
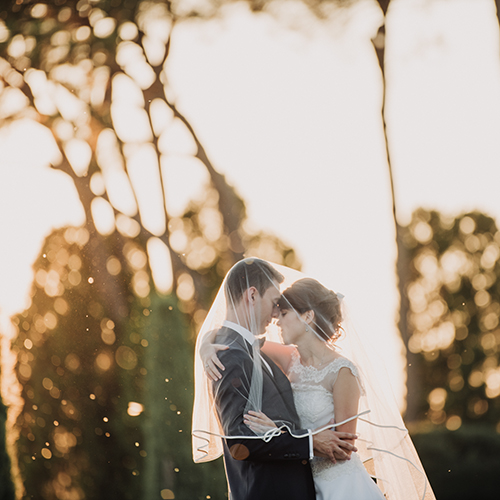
[224,259,284,305]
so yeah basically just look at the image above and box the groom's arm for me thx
[214,349,311,462]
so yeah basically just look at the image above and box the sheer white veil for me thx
[192,258,435,500]
[335,304,436,500]
[192,275,228,462]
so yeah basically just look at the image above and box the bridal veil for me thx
[192,258,436,500]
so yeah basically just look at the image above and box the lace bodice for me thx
[289,350,366,481]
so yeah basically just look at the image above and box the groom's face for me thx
[255,281,281,334]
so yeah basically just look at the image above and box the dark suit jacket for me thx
[213,327,316,500]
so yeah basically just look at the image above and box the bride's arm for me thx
[331,368,361,452]
[261,341,295,374]
[201,336,295,380]
[199,330,228,381]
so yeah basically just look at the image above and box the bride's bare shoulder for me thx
[262,341,295,357]
[261,341,296,373]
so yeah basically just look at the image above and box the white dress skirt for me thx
[289,351,386,500]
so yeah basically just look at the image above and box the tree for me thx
[0,1,300,498]
[367,0,422,421]
[11,225,224,499]
[401,209,500,429]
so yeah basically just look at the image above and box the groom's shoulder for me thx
[214,326,239,345]
[215,327,251,363]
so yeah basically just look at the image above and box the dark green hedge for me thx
[412,425,500,500]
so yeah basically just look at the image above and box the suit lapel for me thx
[218,327,300,426]
[261,351,301,426]
[223,328,276,377]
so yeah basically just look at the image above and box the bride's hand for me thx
[243,410,277,433]
[200,342,228,381]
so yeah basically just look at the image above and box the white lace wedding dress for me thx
[288,349,386,500]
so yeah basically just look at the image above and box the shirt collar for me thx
[223,320,272,376]
[223,320,258,345]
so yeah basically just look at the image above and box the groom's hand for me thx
[312,429,357,464]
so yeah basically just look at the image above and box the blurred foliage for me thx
[412,425,500,500]
[11,226,230,499]
[14,228,145,499]
[401,209,500,429]
[9,214,297,500]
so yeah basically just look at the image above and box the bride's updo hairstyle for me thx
[279,278,343,343]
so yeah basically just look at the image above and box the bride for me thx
[241,277,386,499]
[192,258,435,500]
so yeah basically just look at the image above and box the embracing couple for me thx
[192,258,435,500]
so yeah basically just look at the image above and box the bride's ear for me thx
[303,310,315,325]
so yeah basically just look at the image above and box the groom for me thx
[211,259,357,500]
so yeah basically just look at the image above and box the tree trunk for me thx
[372,0,418,421]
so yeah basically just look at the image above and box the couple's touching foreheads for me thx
[192,258,435,500]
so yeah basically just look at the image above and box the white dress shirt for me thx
[222,320,274,375]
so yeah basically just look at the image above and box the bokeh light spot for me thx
[445,415,462,431]
[75,25,91,42]
[94,18,117,39]
[127,402,144,417]
[119,22,139,41]
[54,297,69,315]
[115,346,138,370]
[64,353,81,373]
[54,429,77,454]
[229,444,250,460]
[132,270,150,297]
[31,4,48,18]
[42,378,53,391]
[428,387,447,411]
[176,273,194,301]
[106,256,122,276]
[95,352,112,371]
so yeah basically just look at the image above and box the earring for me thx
[305,326,309,332]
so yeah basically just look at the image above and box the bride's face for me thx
[277,308,306,345]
